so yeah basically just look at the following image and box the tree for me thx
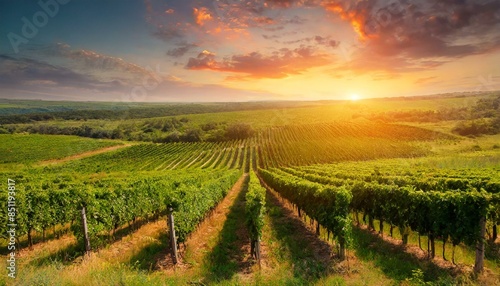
[225,123,255,140]
[181,129,202,142]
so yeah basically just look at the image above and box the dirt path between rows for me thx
[156,173,249,271]
[37,144,131,166]
[264,183,335,268]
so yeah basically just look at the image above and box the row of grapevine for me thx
[0,170,241,250]
[296,165,500,194]
[287,165,500,233]
[245,171,266,261]
[299,162,500,180]
[274,163,500,271]
[255,122,448,168]
[166,170,241,243]
[45,140,249,174]
[282,167,500,200]
[349,182,490,255]
[259,168,352,259]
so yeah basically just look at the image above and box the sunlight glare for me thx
[350,94,360,101]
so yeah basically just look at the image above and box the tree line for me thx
[360,94,500,137]
[0,118,255,143]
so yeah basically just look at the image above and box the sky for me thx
[0,0,500,102]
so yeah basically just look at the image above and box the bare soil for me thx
[38,144,131,166]
[156,173,249,272]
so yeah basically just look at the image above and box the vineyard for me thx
[255,122,451,168]
[259,162,500,270]
[0,169,241,250]
[1,119,499,285]
[27,121,448,174]
[0,0,499,281]
[50,139,254,173]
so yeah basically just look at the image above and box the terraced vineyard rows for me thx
[255,122,451,168]
[13,122,445,175]
[48,140,251,174]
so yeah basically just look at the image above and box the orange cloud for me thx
[186,46,331,79]
[321,2,371,41]
[193,7,213,26]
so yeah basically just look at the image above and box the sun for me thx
[350,94,361,101]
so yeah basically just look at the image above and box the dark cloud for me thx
[153,27,184,41]
[148,0,499,67]
[185,50,217,70]
[314,35,339,48]
[166,43,198,57]
[0,53,283,102]
[324,0,500,59]
[262,34,281,40]
[263,25,285,31]
[301,0,500,76]
[209,0,500,61]
[281,35,340,48]
[36,43,152,76]
[0,55,126,92]
[286,15,308,24]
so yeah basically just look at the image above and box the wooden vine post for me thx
[339,234,347,261]
[255,238,261,265]
[251,238,261,266]
[80,206,91,255]
[168,207,178,264]
[474,216,486,273]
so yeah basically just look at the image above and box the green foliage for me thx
[0,170,241,249]
[245,172,266,241]
[364,94,500,128]
[180,128,202,142]
[453,118,500,137]
[259,168,352,251]
[470,95,500,119]
[283,162,498,249]
[225,123,255,140]
[405,269,432,285]
[365,108,468,123]
[172,170,241,242]
[451,95,500,136]
[0,102,289,123]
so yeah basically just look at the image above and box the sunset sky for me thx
[1,0,500,102]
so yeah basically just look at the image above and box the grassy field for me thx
[0,134,122,166]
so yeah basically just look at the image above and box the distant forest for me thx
[0,101,303,124]
[362,95,500,137]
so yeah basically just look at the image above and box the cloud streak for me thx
[0,54,127,92]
